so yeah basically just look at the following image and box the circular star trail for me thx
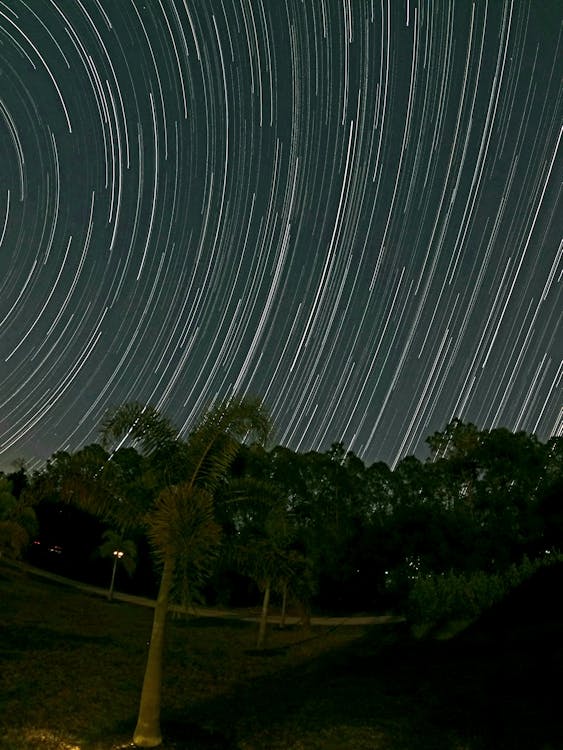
[0,0,561,470]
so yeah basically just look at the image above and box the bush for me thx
[406,552,563,628]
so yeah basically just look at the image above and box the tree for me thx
[0,476,37,559]
[536,437,563,551]
[97,528,137,601]
[283,446,369,615]
[234,445,321,627]
[100,397,271,747]
[427,418,480,461]
[26,443,148,580]
[5,458,28,499]
[425,422,551,570]
[232,486,301,648]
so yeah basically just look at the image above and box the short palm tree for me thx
[236,537,301,648]
[231,487,300,649]
[100,397,271,747]
[97,528,137,601]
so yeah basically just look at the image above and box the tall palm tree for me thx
[101,397,271,747]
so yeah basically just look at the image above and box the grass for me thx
[1,562,562,749]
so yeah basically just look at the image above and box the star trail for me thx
[0,0,561,471]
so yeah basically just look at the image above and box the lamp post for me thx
[108,549,124,601]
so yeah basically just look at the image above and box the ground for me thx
[1,561,562,749]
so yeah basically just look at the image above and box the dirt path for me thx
[7,560,405,626]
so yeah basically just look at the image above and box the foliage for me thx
[148,484,222,606]
[29,444,132,527]
[100,402,178,457]
[0,476,38,559]
[406,552,563,628]
[97,529,138,576]
[23,416,563,621]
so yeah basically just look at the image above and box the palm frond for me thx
[147,483,222,605]
[100,402,178,456]
[120,539,138,576]
[97,529,138,576]
[233,537,297,590]
[184,396,272,492]
[97,529,122,558]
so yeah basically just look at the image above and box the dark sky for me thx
[0,0,561,471]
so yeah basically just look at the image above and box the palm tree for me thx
[100,397,271,747]
[238,540,304,649]
[231,489,300,649]
[97,528,137,601]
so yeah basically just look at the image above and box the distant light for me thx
[113,549,124,558]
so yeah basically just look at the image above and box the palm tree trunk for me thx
[280,582,288,628]
[257,579,271,649]
[108,555,118,601]
[133,554,175,747]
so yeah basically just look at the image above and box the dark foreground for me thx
[1,563,562,749]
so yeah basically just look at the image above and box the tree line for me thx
[1,399,561,747]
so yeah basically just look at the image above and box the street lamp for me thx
[108,549,124,600]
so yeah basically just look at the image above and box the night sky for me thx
[0,1,561,472]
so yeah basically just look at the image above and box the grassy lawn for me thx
[1,563,562,749]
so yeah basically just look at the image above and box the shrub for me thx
[406,551,563,628]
